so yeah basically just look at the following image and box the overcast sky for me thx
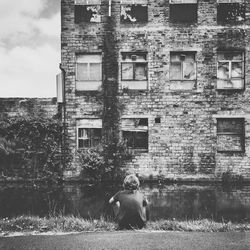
[0,0,60,97]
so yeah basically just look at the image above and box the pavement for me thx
[0,231,250,250]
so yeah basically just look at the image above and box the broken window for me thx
[120,0,148,23]
[217,51,244,90]
[169,0,197,23]
[77,119,102,148]
[217,1,245,23]
[74,0,101,23]
[120,52,148,90]
[76,54,102,91]
[121,53,147,81]
[217,118,245,152]
[170,52,196,81]
[121,118,148,151]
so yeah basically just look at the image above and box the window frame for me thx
[217,1,245,24]
[74,0,101,23]
[169,0,197,3]
[120,52,148,90]
[169,1,198,24]
[216,118,245,153]
[216,51,245,90]
[75,53,102,91]
[121,62,148,81]
[120,0,148,24]
[121,118,149,152]
[170,51,197,81]
[77,128,102,149]
[122,131,149,151]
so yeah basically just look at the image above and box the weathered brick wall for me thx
[0,98,58,119]
[61,0,250,181]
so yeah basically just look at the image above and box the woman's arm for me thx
[109,197,115,204]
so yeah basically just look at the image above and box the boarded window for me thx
[217,2,245,23]
[170,52,196,80]
[121,4,148,23]
[169,1,197,23]
[74,0,101,23]
[121,53,147,81]
[76,54,102,91]
[77,119,102,148]
[217,118,245,152]
[121,118,148,151]
[217,51,244,90]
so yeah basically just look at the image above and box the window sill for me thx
[121,80,148,90]
[77,146,101,151]
[169,80,196,91]
[216,88,245,93]
[129,149,148,154]
[169,21,197,25]
[75,21,101,24]
[217,21,245,26]
[120,22,148,26]
[216,80,244,90]
[76,81,102,91]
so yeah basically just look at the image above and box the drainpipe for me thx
[59,63,66,122]
[108,0,112,17]
[59,63,66,178]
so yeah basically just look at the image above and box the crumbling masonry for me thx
[60,0,250,181]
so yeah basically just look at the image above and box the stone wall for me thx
[61,0,250,181]
[0,98,58,119]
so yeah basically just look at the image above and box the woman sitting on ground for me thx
[109,174,149,229]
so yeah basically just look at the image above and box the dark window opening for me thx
[123,131,148,151]
[138,118,148,126]
[78,128,102,148]
[155,117,161,124]
[75,5,101,23]
[121,5,148,23]
[217,118,245,153]
[170,4,197,23]
[217,3,245,23]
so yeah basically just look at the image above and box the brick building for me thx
[60,0,250,181]
[0,98,58,120]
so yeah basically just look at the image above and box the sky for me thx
[0,0,60,97]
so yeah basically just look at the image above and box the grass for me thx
[0,216,115,234]
[148,219,250,232]
[1,216,250,235]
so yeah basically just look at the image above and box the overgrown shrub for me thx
[78,146,105,182]
[0,116,71,181]
[222,169,244,185]
[78,141,131,183]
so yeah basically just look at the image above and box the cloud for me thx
[0,0,60,48]
[0,45,60,97]
[35,12,60,37]
[0,0,61,97]
[0,0,46,43]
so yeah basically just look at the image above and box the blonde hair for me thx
[123,174,140,190]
